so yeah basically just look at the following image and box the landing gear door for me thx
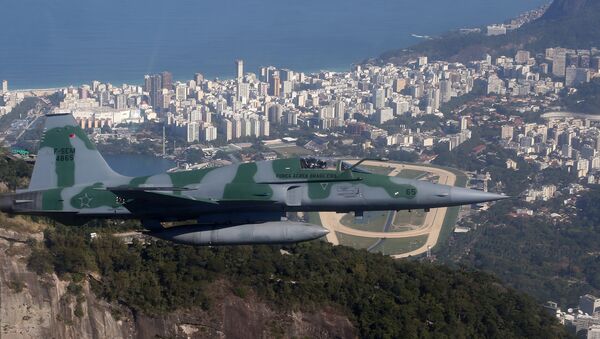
[286,185,303,207]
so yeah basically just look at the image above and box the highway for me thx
[319,160,459,258]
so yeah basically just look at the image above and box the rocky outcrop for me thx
[0,228,356,338]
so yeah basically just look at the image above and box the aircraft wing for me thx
[108,188,218,215]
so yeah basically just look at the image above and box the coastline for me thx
[1,3,547,92]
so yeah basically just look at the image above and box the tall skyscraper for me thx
[146,74,162,108]
[115,94,127,110]
[268,104,283,124]
[161,71,173,90]
[187,122,200,143]
[194,73,204,84]
[460,116,469,131]
[269,75,281,97]
[235,60,244,80]
[220,119,233,141]
[372,88,385,109]
[237,82,250,100]
[552,52,567,77]
[1,80,8,93]
[202,126,218,142]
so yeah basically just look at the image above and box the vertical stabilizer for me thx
[28,114,124,190]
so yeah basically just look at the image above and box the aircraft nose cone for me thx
[450,187,510,205]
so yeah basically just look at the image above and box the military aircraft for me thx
[0,114,508,245]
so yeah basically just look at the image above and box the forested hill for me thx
[0,153,569,338]
[375,0,600,64]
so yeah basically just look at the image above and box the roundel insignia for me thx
[69,133,75,138]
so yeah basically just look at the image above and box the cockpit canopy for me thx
[299,157,372,173]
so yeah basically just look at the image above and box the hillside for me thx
[0,154,569,338]
[376,0,600,64]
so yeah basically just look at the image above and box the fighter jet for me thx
[0,114,508,245]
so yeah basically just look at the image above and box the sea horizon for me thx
[1,0,547,90]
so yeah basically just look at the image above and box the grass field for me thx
[340,211,389,232]
[268,145,313,157]
[396,169,427,179]
[307,212,322,226]
[393,210,426,227]
[369,235,428,256]
[359,165,394,176]
[336,232,379,250]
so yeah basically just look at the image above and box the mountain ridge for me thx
[375,0,600,65]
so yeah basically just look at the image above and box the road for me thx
[319,160,459,258]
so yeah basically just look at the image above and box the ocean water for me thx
[1,0,546,89]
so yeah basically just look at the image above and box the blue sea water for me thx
[1,0,546,89]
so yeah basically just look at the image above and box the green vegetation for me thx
[28,224,567,338]
[370,236,429,256]
[0,150,33,189]
[359,165,393,176]
[439,186,600,308]
[377,0,600,64]
[268,145,313,157]
[0,149,568,336]
[340,211,388,232]
[393,210,426,227]
[397,169,426,179]
[336,232,379,250]
[562,78,600,114]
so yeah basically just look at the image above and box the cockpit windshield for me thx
[300,158,373,174]
[300,157,333,170]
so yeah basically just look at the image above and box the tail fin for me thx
[28,113,124,190]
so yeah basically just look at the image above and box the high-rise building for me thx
[334,101,345,119]
[115,94,127,110]
[269,75,281,96]
[282,80,293,96]
[189,110,202,122]
[250,118,260,137]
[175,83,187,101]
[202,125,218,142]
[194,73,204,84]
[202,111,212,124]
[374,108,393,124]
[260,119,270,137]
[280,69,294,82]
[145,74,162,108]
[515,50,530,64]
[460,116,469,131]
[372,88,386,109]
[552,52,567,77]
[267,104,283,124]
[440,80,452,103]
[220,119,233,141]
[501,125,514,140]
[237,82,250,100]
[235,60,244,80]
[284,111,298,126]
[393,78,406,93]
[232,118,242,139]
[187,122,200,143]
[565,67,591,87]
[1,80,8,93]
[161,71,173,90]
